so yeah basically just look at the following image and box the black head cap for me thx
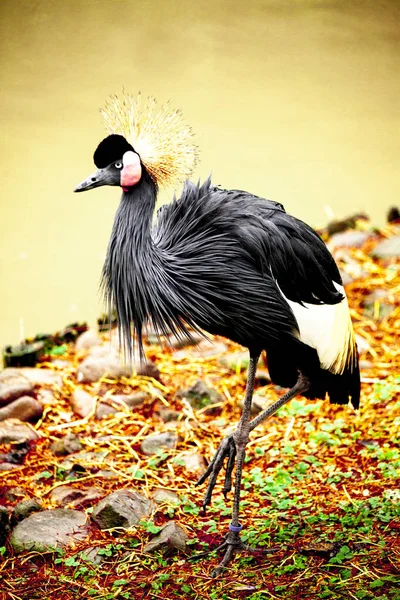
[93,134,135,168]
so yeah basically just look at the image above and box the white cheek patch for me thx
[123,151,140,167]
[121,150,142,188]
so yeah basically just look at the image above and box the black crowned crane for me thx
[75,93,360,576]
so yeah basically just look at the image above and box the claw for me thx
[197,435,237,511]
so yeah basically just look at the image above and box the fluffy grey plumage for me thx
[100,171,359,408]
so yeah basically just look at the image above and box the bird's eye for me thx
[115,162,123,169]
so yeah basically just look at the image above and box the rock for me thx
[0,396,43,423]
[157,407,181,423]
[254,369,271,386]
[301,541,338,558]
[0,441,30,466]
[0,506,11,545]
[175,451,205,472]
[95,402,120,419]
[371,235,400,259]
[91,489,151,530]
[77,356,131,383]
[18,368,62,387]
[329,230,372,249]
[0,370,33,405]
[359,360,373,370]
[173,339,228,360]
[69,488,103,509]
[219,351,250,372]
[355,334,371,355]
[168,333,204,349]
[10,509,89,553]
[60,450,108,470]
[141,432,178,456]
[13,499,42,521]
[0,462,19,471]
[339,269,354,286]
[176,380,222,411]
[143,521,188,553]
[70,389,95,417]
[111,392,148,409]
[363,302,394,320]
[51,359,70,369]
[134,360,161,380]
[79,546,105,565]
[50,433,82,456]
[0,419,40,444]
[50,486,87,506]
[238,395,265,415]
[5,487,26,502]
[75,330,102,350]
[152,489,180,505]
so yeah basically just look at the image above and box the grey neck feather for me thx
[101,171,159,359]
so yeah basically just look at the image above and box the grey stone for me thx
[91,489,151,530]
[79,546,105,565]
[359,360,373,370]
[0,396,43,423]
[371,235,400,259]
[75,330,102,350]
[0,419,40,444]
[329,230,372,249]
[50,433,82,456]
[176,380,222,411]
[5,487,26,502]
[254,369,271,386]
[339,269,354,286]
[95,401,120,419]
[111,392,148,409]
[157,407,181,423]
[219,351,250,372]
[77,356,131,383]
[0,506,11,545]
[152,488,180,505]
[70,388,95,417]
[141,432,178,456]
[10,509,89,552]
[355,334,370,355]
[18,368,62,387]
[0,462,19,471]
[134,361,161,380]
[168,332,204,349]
[143,521,188,553]
[13,499,42,521]
[69,488,103,509]
[0,370,33,405]
[239,395,265,415]
[60,450,108,469]
[172,339,228,360]
[50,486,87,507]
[175,451,205,473]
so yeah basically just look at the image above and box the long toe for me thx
[223,442,237,498]
[197,435,236,511]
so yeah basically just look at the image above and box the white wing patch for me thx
[280,282,356,375]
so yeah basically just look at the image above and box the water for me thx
[1,0,399,352]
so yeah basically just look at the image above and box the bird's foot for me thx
[190,527,279,577]
[196,434,236,511]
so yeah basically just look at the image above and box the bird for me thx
[74,92,360,576]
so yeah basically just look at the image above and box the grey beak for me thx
[74,168,107,192]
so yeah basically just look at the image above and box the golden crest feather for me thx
[100,91,198,188]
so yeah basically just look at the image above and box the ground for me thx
[0,227,399,600]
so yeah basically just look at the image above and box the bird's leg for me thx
[196,354,259,509]
[195,370,310,576]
